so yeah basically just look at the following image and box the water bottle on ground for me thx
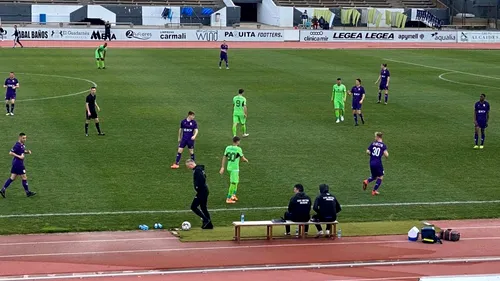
[337,228,342,239]
[240,213,245,223]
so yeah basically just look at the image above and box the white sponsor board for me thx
[217,30,284,41]
[458,31,500,43]
[1,27,284,42]
[300,30,458,43]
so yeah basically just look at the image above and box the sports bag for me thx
[421,226,442,244]
[439,229,460,242]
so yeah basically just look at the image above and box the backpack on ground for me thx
[421,226,442,244]
[439,229,460,242]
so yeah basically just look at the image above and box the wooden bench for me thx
[232,220,338,242]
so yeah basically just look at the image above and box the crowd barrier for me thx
[2,27,500,43]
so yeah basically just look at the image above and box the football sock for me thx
[232,124,237,136]
[353,114,358,124]
[241,124,247,134]
[367,177,374,183]
[3,178,13,191]
[378,92,381,101]
[219,60,222,67]
[5,104,9,113]
[233,183,238,195]
[385,94,388,103]
[96,60,100,68]
[474,133,479,145]
[340,109,344,117]
[190,153,195,161]
[227,183,235,199]
[481,128,485,145]
[22,180,29,193]
[95,123,102,134]
[10,104,14,113]
[85,123,89,134]
[175,153,181,164]
[101,61,105,68]
[335,110,339,119]
[226,61,229,67]
[360,113,365,123]
[374,179,382,191]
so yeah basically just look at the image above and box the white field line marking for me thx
[383,58,500,80]
[2,199,500,218]
[2,72,97,102]
[438,72,500,89]
[0,237,178,247]
[0,236,498,259]
[1,257,500,281]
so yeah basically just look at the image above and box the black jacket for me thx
[313,185,341,220]
[105,23,111,32]
[193,165,209,195]
[287,192,311,222]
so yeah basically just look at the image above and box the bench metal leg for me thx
[267,225,273,240]
[299,225,306,239]
[234,226,241,242]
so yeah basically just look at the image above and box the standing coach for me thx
[312,184,341,237]
[185,159,213,229]
[104,21,112,41]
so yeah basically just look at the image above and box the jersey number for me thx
[227,152,238,162]
[235,100,241,107]
[371,147,381,157]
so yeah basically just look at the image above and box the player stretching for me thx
[375,63,390,104]
[95,43,107,69]
[219,40,229,69]
[233,89,249,137]
[12,25,23,48]
[0,133,36,198]
[220,136,248,204]
[4,72,19,116]
[363,132,388,196]
[85,87,105,136]
[348,78,366,126]
[474,94,490,149]
[332,78,347,123]
[171,111,198,169]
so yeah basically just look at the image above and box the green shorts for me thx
[228,170,239,184]
[95,52,103,59]
[334,99,345,110]
[233,114,246,125]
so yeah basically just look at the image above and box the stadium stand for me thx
[3,0,220,7]
[91,0,220,6]
[399,0,436,8]
[275,0,393,7]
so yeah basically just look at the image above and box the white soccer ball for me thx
[181,221,191,231]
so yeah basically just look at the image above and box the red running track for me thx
[0,219,499,280]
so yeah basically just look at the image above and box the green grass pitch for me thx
[0,48,499,235]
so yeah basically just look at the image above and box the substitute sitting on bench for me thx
[312,184,341,237]
[284,184,311,236]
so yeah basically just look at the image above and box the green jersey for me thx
[332,84,347,101]
[224,145,244,171]
[96,45,107,54]
[233,95,246,116]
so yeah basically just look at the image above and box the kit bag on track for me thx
[439,229,460,242]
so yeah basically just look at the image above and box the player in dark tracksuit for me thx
[312,184,341,237]
[12,25,23,48]
[284,184,311,235]
[186,159,213,229]
[104,21,112,41]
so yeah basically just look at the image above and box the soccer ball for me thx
[181,221,191,231]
